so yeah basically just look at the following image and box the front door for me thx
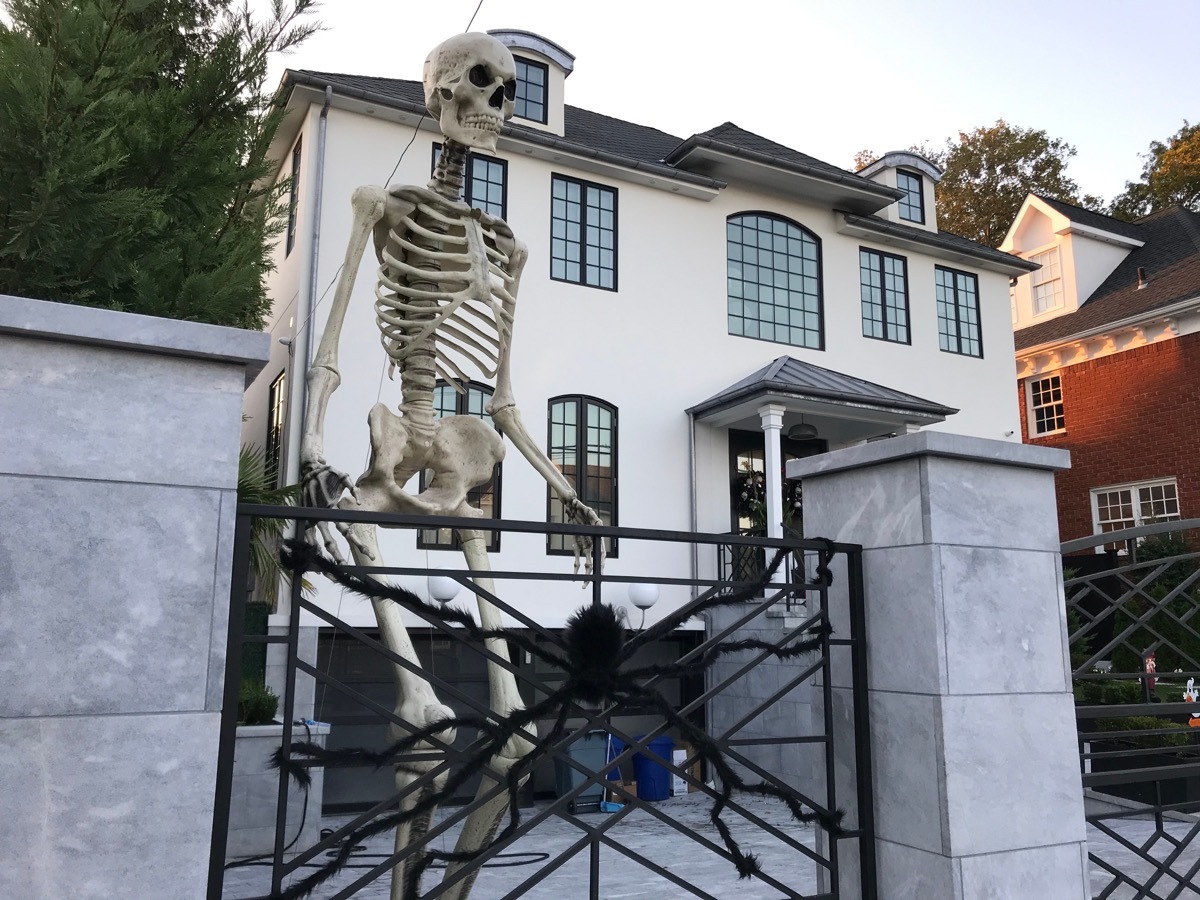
[728,429,824,535]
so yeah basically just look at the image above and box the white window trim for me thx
[1025,372,1066,437]
[1030,246,1064,316]
[1089,477,1181,552]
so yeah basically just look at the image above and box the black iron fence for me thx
[210,506,875,900]
[1064,519,1200,898]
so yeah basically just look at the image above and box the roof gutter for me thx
[283,72,725,192]
[1016,292,1200,357]
[665,135,903,202]
[838,212,1040,275]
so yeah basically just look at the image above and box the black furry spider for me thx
[272,537,842,900]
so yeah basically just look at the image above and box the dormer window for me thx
[1030,247,1063,314]
[514,57,548,123]
[896,169,924,224]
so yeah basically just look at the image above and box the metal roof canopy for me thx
[688,356,958,443]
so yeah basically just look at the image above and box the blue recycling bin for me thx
[632,735,675,801]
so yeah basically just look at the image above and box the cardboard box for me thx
[605,780,636,804]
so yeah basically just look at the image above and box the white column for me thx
[758,404,787,580]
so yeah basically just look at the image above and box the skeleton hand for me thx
[563,496,605,580]
[300,453,369,562]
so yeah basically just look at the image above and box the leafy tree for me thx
[0,0,318,329]
[934,121,1098,247]
[1110,121,1200,221]
[855,122,1099,247]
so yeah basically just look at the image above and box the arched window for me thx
[727,213,823,350]
[417,381,502,551]
[547,395,617,558]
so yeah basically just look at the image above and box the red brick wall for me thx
[1019,332,1200,542]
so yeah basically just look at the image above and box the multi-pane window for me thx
[896,169,924,224]
[1027,374,1065,435]
[859,248,910,343]
[265,371,286,483]
[1030,248,1063,314]
[514,57,548,123]
[547,396,616,557]
[727,214,822,349]
[417,382,501,552]
[935,266,982,357]
[431,145,508,219]
[1092,479,1180,550]
[550,175,616,290]
[285,139,302,256]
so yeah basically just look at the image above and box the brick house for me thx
[1003,195,1200,543]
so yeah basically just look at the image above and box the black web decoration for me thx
[272,537,843,900]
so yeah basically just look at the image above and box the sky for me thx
[258,0,1200,205]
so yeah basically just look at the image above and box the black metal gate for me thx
[209,506,875,899]
[1064,520,1200,898]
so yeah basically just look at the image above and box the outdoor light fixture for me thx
[787,415,818,440]
[427,572,461,604]
[628,583,660,610]
[628,583,660,631]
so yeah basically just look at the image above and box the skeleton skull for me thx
[423,33,516,152]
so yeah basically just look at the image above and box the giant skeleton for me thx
[299,33,603,900]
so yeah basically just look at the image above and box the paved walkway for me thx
[223,792,820,899]
[224,794,1200,899]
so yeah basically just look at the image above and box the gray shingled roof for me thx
[1033,195,1144,241]
[841,213,1039,273]
[688,356,958,418]
[663,121,901,202]
[1015,206,1200,350]
[289,71,723,188]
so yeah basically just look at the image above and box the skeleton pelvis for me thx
[350,403,505,520]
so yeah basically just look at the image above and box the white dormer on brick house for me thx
[487,29,573,137]
[1001,194,1144,330]
[856,151,941,233]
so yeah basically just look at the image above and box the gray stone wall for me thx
[0,295,267,899]
[792,432,1088,900]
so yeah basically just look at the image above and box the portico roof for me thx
[687,356,957,442]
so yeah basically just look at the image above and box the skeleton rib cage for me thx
[374,188,516,398]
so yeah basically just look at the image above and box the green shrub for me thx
[1095,715,1192,749]
[238,679,279,725]
[1073,678,1144,705]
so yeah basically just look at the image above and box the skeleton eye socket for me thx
[503,80,516,101]
[468,64,490,87]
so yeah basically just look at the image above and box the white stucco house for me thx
[243,30,1035,804]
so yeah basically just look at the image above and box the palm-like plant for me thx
[237,443,302,608]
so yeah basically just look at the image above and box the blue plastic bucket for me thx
[632,735,675,801]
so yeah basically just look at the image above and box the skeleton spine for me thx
[386,141,472,425]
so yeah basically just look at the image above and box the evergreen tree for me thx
[0,0,318,329]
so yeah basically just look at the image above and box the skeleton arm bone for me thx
[481,223,606,574]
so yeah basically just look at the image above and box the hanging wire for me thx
[464,0,485,31]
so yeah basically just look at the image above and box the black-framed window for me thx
[896,169,924,224]
[431,144,508,219]
[417,382,502,552]
[859,248,910,343]
[265,371,286,484]
[550,175,617,290]
[727,213,822,349]
[514,57,548,123]
[935,266,982,357]
[547,396,616,557]
[285,139,302,256]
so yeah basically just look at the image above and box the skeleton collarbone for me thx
[375,185,515,391]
